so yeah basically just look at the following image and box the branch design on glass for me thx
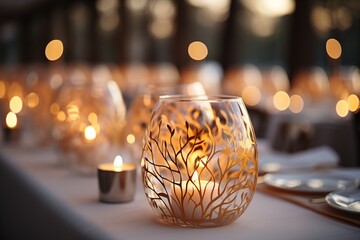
[141,97,258,227]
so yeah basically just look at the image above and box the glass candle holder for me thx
[141,95,258,227]
[22,64,55,147]
[123,82,206,164]
[51,65,126,174]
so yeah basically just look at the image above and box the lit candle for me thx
[97,155,137,203]
[3,111,21,142]
[172,171,220,220]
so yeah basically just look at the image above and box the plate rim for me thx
[263,172,359,193]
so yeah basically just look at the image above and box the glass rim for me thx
[158,94,243,102]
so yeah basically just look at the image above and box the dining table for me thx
[0,142,359,240]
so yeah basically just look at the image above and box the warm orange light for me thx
[56,111,66,121]
[273,91,290,111]
[6,112,17,128]
[50,103,60,115]
[0,80,6,99]
[326,38,342,59]
[143,94,152,107]
[149,19,174,39]
[84,125,97,141]
[9,82,23,98]
[188,41,208,61]
[26,92,39,108]
[9,96,23,113]
[347,94,359,112]
[67,104,80,121]
[289,94,304,113]
[240,139,253,149]
[241,86,261,106]
[45,39,64,61]
[192,170,199,182]
[114,155,123,168]
[127,134,136,144]
[88,112,98,124]
[92,122,101,133]
[336,99,349,117]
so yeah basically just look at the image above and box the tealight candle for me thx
[97,155,136,203]
[3,111,21,142]
[172,171,220,220]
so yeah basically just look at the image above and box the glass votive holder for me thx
[51,65,126,174]
[123,81,206,165]
[141,95,258,227]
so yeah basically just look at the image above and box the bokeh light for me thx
[6,112,18,128]
[84,125,97,141]
[56,111,66,122]
[348,94,359,112]
[273,91,290,111]
[336,99,349,117]
[88,112,98,124]
[241,86,261,106]
[326,38,342,60]
[127,134,136,144]
[50,103,60,115]
[67,104,80,121]
[149,19,174,39]
[188,41,208,61]
[0,80,6,99]
[241,0,295,18]
[289,94,304,113]
[45,39,64,61]
[26,92,40,108]
[9,96,23,113]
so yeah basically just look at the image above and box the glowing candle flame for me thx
[114,155,123,169]
[84,125,97,140]
[192,171,199,182]
[6,112,17,128]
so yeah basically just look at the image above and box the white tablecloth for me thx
[0,145,359,240]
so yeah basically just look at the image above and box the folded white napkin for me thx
[259,144,339,173]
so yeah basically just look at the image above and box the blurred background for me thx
[0,0,359,70]
[0,0,359,168]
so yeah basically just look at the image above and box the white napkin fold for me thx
[259,144,339,173]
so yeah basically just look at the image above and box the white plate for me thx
[326,189,360,214]
[263,172,359,193]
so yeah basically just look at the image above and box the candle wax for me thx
[98,163,136,172]
[172,179,219,220]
